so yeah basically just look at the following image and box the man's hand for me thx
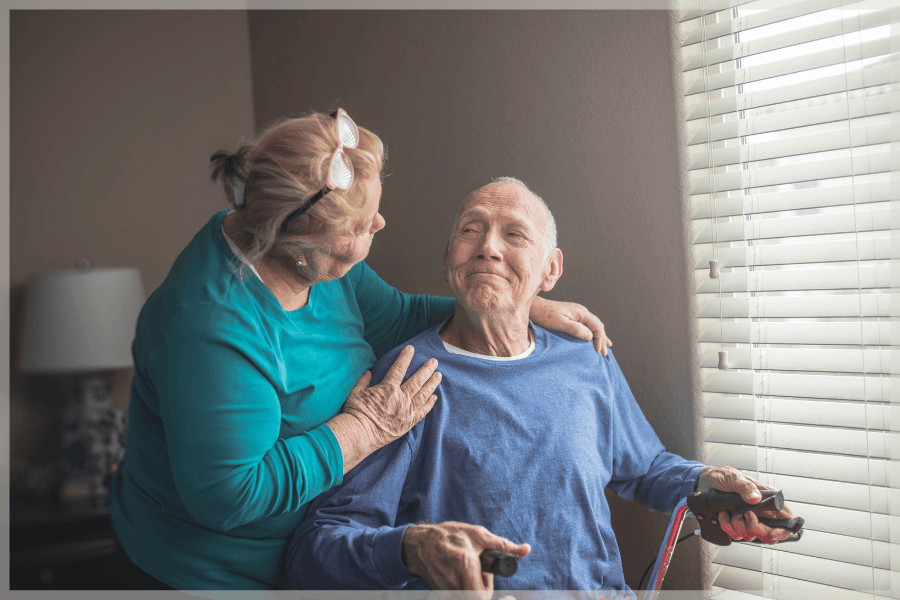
[401,521,530,595]
[696,465,796,544]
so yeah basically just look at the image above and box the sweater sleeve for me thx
[349,262,455,359]
[604,352,704,513]
[150,304,344,532]
[286,435,419,590]
[287,345,423,590]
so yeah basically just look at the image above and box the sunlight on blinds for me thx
[676,0,900,597]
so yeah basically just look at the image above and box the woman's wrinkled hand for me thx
[529,297,612,355]
[696,465,796,545]
[402,521,530,595]
[337,345,441,468]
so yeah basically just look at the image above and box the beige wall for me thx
[9,8,701,590]
[248,10,700,589]
[10,10,255,464]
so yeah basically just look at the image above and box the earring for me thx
[296,258,305,267]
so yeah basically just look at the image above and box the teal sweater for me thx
[107,210,454,590]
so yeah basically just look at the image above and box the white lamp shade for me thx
[19,268,146,373]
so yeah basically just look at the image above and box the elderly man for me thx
[287,178,794,593]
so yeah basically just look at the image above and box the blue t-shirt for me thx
[107,209,454,590]
[288,322,704,592]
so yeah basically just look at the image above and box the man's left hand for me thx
[696,465,796,545]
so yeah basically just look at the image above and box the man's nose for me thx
[476,231,502,261]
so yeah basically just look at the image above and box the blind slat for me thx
[698,347,890,374]
[702,370,889,401]
[713,567,895,600]
[712,543,891,591]
[686,65,894,121]
[708,589,761,600]
[732,472,888,513]
[693,207,889,244]
[704,396,888,429]
[690,121,892,171]
[713,563,892,597]
[715,528,890,568]
[704,420,887,457]
[706,444,888,485]
[681,2,887,71]
[690,150,891,195]
[687,92,896,146]
[685,34,894,97]
[694,237,890,269]
[695,265,890,293]
[676,0,761,24]
[784,501,889,542]
[697,294,890,318]
[698,321,890,346]
[691,178,892,219]
[679,0,848,48]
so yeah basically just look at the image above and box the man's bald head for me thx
[449,177,557,258]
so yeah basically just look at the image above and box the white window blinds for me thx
[678,0,899,597]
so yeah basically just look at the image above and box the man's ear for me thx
[539,248,563,293]
[443,242,451,282]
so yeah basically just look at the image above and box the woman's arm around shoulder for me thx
[348,262,454,359]
[530,295,613,355]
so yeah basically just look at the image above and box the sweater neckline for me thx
[210,209,317,314]
[431,318,545,364]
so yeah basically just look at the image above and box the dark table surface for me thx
[10,496,121,590]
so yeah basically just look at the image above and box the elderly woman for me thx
[107,110,611,590]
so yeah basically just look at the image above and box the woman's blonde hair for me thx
[209,111,385,269]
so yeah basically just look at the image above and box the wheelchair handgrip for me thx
[687,489,804,547]
[479,550,518,576]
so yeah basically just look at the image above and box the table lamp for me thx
[18,260,146,508]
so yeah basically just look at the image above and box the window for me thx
[679,0,899,597]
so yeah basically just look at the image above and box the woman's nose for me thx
[372,212,385,233]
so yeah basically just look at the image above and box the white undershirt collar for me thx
[440,320,536,361]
